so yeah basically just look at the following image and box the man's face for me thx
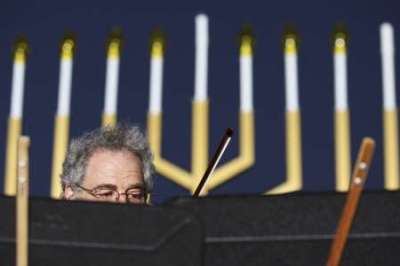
[64,149,147,204]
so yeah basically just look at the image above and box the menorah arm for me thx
[206,111,255,190]
[192,100,209,184]
[266,111,302,195]
[154,157,193,190]
[148,113,194,190]
[207,156,254,190]
[265,180,301,195]
[266,33,303,196]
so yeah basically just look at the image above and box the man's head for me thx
[61,124,154,204]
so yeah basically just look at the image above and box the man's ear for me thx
[64,185,75,200]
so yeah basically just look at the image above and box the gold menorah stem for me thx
[102,114,117,127]
[335,111,351,191]
[5,118,22,195]
[191,100,209,194]
[286,111,303,190]
[51,116,70,197]
[383,109,400,189]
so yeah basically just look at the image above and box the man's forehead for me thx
[89,148,139,159]
[83,149,144,187]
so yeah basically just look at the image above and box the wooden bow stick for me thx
[16,136,31,266]
[193,128,233,197]
[326,137,375,266]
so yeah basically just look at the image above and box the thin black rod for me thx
[193,128,234,197]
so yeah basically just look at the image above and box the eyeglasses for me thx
[75,184,148,204]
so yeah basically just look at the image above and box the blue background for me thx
[0,0,399,203]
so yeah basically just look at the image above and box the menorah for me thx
[2,14,399,198]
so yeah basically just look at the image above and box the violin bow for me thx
[193,128,234,197]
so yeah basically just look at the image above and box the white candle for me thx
[10,47,26,119]
[284,37,299,112]
[103,41,120,115]
[194,13,209,101]
[334,36,348,111]
[149,38,164,114]
[240,35,254,112]
[57,39,74,116]
[381,23,396,110]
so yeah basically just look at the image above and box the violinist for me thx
[60,123,155,204]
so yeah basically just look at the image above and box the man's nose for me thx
[116,192,127,203]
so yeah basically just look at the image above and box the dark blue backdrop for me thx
[1,0,399,203]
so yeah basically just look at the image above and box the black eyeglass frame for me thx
[75,183,148,204]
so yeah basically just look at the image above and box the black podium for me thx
[0,196,204,266]
[169,191,400,266]
[3,191,400,266]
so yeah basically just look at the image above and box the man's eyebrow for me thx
[94,183,118,189]
[126,183,146,190]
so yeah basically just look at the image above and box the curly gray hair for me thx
[61,124,154,194]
